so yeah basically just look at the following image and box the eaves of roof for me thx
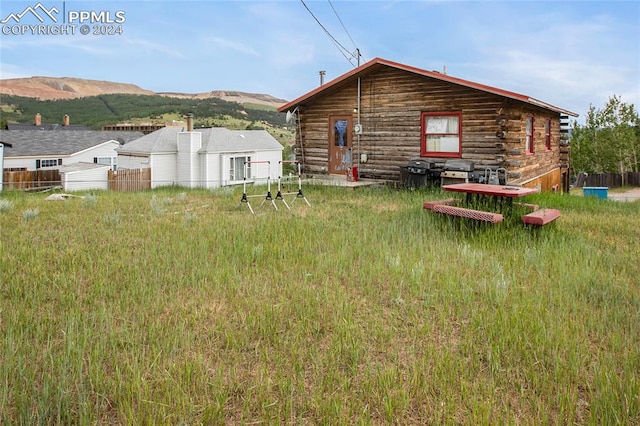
[278,57,578,117]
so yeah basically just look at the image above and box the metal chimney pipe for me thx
[35,113,41,126]
[63,114,69,126]
[186,114,194,132]
[319,70,326,85]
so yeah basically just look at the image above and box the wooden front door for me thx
[328,115,352,174]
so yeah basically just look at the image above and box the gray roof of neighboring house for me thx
[0,130,144,157]
[200,128,283,152]
[116,126,182,154]
[117,127,283,155]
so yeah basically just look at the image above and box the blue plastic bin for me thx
[583,187,608,199]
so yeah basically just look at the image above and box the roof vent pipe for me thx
[35,113,41,126]
[319,70,326,86]
[63,114,69,126]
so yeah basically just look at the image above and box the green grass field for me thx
[1,185,638,424]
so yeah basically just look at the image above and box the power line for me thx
[327,0,362,64]
[300,0,359,67]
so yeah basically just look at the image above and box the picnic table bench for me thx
[424,183,560,226]
[432,204,504,223]
[423,198,456,211]
[521,208,561,226]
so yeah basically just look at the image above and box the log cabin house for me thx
[278,57,578,192]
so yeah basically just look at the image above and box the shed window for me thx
[525,117,535,154]
[229,156,251,181]
[421,112,462,157]
[545,119,552,151]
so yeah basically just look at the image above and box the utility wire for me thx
[300,0,358,67]
[327,0,363,64]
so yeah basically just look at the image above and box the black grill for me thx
[441,159,475,185]
[400,159,438,188]
[407,159,433,174]
[442,159,474,172]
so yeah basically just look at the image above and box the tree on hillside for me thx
[571,96,639,183]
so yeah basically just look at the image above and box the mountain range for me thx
[0,76,288,108]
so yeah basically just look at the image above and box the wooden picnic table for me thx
[426,183,560,226]
[442,183,539,197]
[442,183,539,213]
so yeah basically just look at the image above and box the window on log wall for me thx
[526,116,535,154]
[421,112,462,158]
[545,119,552,151]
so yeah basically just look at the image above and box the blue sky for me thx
[1,0,638,122]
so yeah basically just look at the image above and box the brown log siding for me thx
[296,67,564,189]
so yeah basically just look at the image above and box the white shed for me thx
[58,162,111,192]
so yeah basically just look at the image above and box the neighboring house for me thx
[0,130,143,171]
[278,57,578,191]
[58,162,112,191]
[116,122,284,189]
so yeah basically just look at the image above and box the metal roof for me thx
[278,57,578,117]
[0,130,144,157]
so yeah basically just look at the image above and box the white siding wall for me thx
[252,150,284,183]
[61,167,110,191]
[177,132,202,188]
[117,152,178,188]
[2,156,38,170]
[150,153,177,188]
[117,153,150,170]
[201,152,222,188]
[71,141,120,166]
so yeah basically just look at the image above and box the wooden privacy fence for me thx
[575,172,640,188]
[108,168,151,192]
[2,169,61,190]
